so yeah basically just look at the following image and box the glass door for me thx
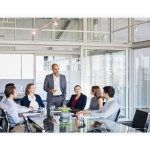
[81,48,128,119]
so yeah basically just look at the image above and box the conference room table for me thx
[27,111,142,133]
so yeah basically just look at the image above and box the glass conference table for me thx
[27,111,142,133]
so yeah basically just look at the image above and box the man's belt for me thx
[52,95,62,97]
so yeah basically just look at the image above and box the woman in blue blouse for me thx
[23,83,45,110]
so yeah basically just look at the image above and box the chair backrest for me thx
[132,109,148,129]
[0,108,10,132]
[115,108,121,122]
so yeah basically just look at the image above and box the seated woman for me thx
[23,83,45,110]
[63,85,87,110]
[85,86,103,111]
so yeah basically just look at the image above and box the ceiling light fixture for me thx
[32,31,35,34]
[54,21,58,26]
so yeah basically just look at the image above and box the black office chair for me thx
[119,109,148,131]
[21,114,32,133]
[115,108,121,122]
[0,108,11,132]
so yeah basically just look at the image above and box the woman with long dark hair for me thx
[86,86,103,111]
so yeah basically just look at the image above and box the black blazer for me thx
[66,93,87,110]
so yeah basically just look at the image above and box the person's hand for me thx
[83,113,90,116]
[63,105,67,108]
[28,106,34,112]
[49,89,56,93]
[63,98,65,100]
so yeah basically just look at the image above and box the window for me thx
[0,54,33,79]
[134,47,150,110]
[83,49,126,118]
[134,18,150,42]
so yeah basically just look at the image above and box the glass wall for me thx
[0,54,33,79]
[134,47,150,111]
[83,49,126,118]
[87,18,109,42]
[35,18,83,41]
[114,18,128,43]
[134,18,150,42]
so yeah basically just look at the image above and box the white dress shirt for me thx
[28,95,39,110]
[86,98,119,121]
[53,74,62,96]
[0,96,31,113]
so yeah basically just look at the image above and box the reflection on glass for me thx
[83,50,126,118]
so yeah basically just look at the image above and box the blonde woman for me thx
[23,83,45,110]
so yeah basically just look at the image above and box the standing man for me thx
[43,64,67,117]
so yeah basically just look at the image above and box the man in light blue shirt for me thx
[1,86,28,127]
[79,86,119,121]
[0,83,33,113]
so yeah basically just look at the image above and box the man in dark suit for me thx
[43,64,67,117]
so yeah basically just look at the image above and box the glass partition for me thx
[134,47,150,112]
[83,49,126,118]
[114,18,128,43]
[87,18,109,42]
[134,18,150,42]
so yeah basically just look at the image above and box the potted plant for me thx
[58,107,71,118]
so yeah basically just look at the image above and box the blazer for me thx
[23,94,45,108]
[66,93,87,110]
[43,73,67,102]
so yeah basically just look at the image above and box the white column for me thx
[128,18,134,43]
[52,18,55,41]
[110,18,114,43]
[83,18,87,42]
[98,18,102,42]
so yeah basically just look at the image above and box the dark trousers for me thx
[47,96,64,118]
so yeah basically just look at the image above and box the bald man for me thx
[43,64,67,117]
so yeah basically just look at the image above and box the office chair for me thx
[0,108,11,132]
[21,114,32,133]
[119,109,148,132]
[115,108,121,122]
